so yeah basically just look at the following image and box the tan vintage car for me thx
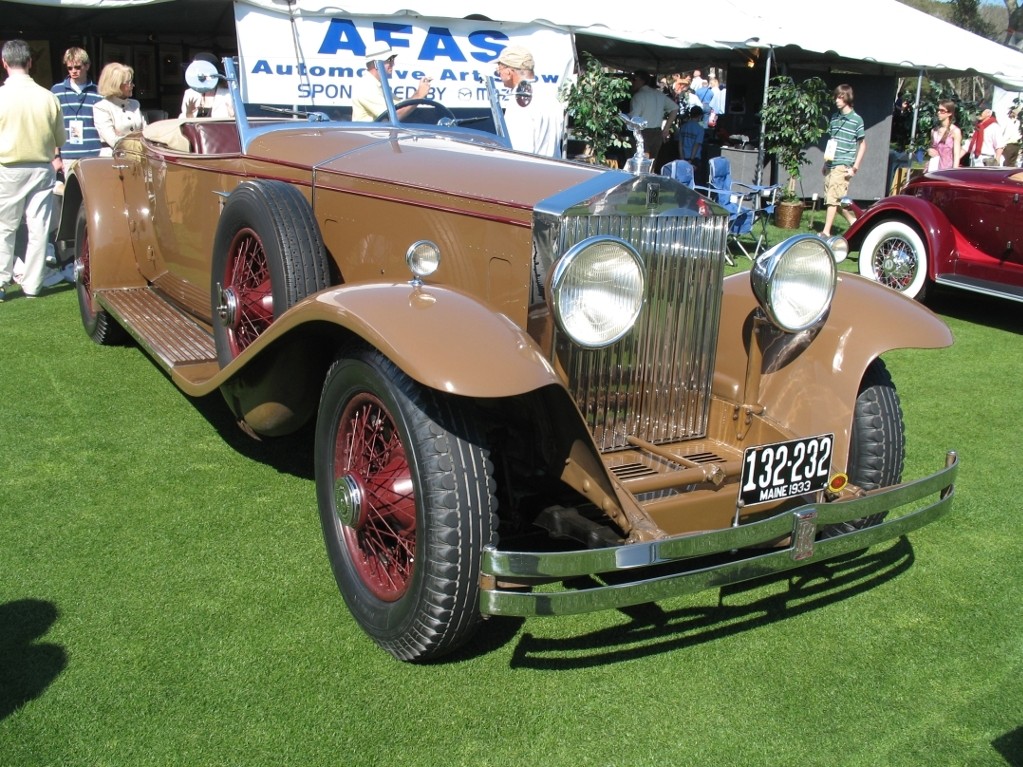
[57,57,958,662]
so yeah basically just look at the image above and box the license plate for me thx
[739,434,834,507]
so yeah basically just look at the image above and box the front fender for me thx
[217,282,562,400]
[845,195,958,273]
[61,157,143,291]
[716,272,952,465]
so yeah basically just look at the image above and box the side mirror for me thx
[184,60,221,94]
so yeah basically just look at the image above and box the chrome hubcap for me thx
[334,473,364,528]
[215,281,238,327]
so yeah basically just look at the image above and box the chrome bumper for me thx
[479,452,958,617]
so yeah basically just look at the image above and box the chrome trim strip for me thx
[479,454,957,617]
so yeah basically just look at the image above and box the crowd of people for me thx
[5,36,1019,306]
[922,101,1021,170]
[1,40,241,303]
[625,68,729,179]
[1,40,154,302]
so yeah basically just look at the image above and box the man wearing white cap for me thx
[351,41,432,122]
[495,45,565,158]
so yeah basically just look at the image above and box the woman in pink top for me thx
[927,100,962,170]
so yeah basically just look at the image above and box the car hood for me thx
[245,125,605,213]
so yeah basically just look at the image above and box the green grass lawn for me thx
[1,271,1021,766]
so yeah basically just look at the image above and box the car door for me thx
[936,174,1023,288]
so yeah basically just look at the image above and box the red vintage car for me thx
[845,167,1023,302]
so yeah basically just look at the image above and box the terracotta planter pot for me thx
[774,200,804,229]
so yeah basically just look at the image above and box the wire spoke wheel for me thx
[223,227,274,356]
[336,392,417,601]
[315,349,496,662]
[859,219,928,299]
[211,179,330,367]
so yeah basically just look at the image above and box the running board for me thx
[97,288,221,386]
[934,274,1023,303]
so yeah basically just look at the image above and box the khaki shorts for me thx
[824,165,852,205]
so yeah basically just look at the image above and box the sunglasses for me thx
[936,108,949,113]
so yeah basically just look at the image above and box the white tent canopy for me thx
[9,0,1023,88]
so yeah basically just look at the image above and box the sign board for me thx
[234,6,575,110]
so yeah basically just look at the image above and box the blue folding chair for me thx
[659,159,696,189]
[697,156,778,261]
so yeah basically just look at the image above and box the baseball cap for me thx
[496,45,534,71]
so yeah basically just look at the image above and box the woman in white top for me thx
[93,62,145,156]
[179,52,235,119]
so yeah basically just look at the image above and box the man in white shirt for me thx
[494,45,565,158]
[629,70,678,160]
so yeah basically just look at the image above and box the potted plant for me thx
[760,75,831,228]
[561,52,632,166]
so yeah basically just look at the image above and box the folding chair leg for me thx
[728,236,753,262]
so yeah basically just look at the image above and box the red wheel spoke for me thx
[225,229,273,354]
[334,394,416,601]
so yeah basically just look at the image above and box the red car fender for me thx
[844,194,959,276]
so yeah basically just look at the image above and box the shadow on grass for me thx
[0,599,67,720]
[993,725,1023,767]
[185,391,317,482]
[925,289,1023,336]
[508,537,915,669]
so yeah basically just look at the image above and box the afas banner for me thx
[234,7,575,109]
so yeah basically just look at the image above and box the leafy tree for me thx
[760,75,832,200]
[561,53,632,165]
[949,0,995,36]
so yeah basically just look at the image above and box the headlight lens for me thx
[751,234,837,332]
[826,235,849,263]
[550,236,645,348]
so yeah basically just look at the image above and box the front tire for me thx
[211,180,330,366]
[315,349,497,662]
[858,220,929,300]
[821,359,905,537]
[74,202,125,345]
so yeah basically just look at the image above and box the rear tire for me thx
[75,203,126,345]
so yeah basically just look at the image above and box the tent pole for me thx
[909,70,923,156]
[755,45,773,187]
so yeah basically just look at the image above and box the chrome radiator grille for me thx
[556,213,728,452]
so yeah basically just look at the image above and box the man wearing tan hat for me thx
[495,44,565,158]
[352,41,432,122]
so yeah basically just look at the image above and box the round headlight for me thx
[550,236,645,348]
[406,240,440,280]
[826,235,849,263]
[751,234,837,332]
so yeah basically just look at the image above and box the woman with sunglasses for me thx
[927,100,962,171]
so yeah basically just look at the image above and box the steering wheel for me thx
[375,99,456,124]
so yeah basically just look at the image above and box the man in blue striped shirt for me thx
[51,47,103,171]
[821,83,866,237]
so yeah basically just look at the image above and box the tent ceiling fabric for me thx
[1,0,233,36]
[5,0,1023,88]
